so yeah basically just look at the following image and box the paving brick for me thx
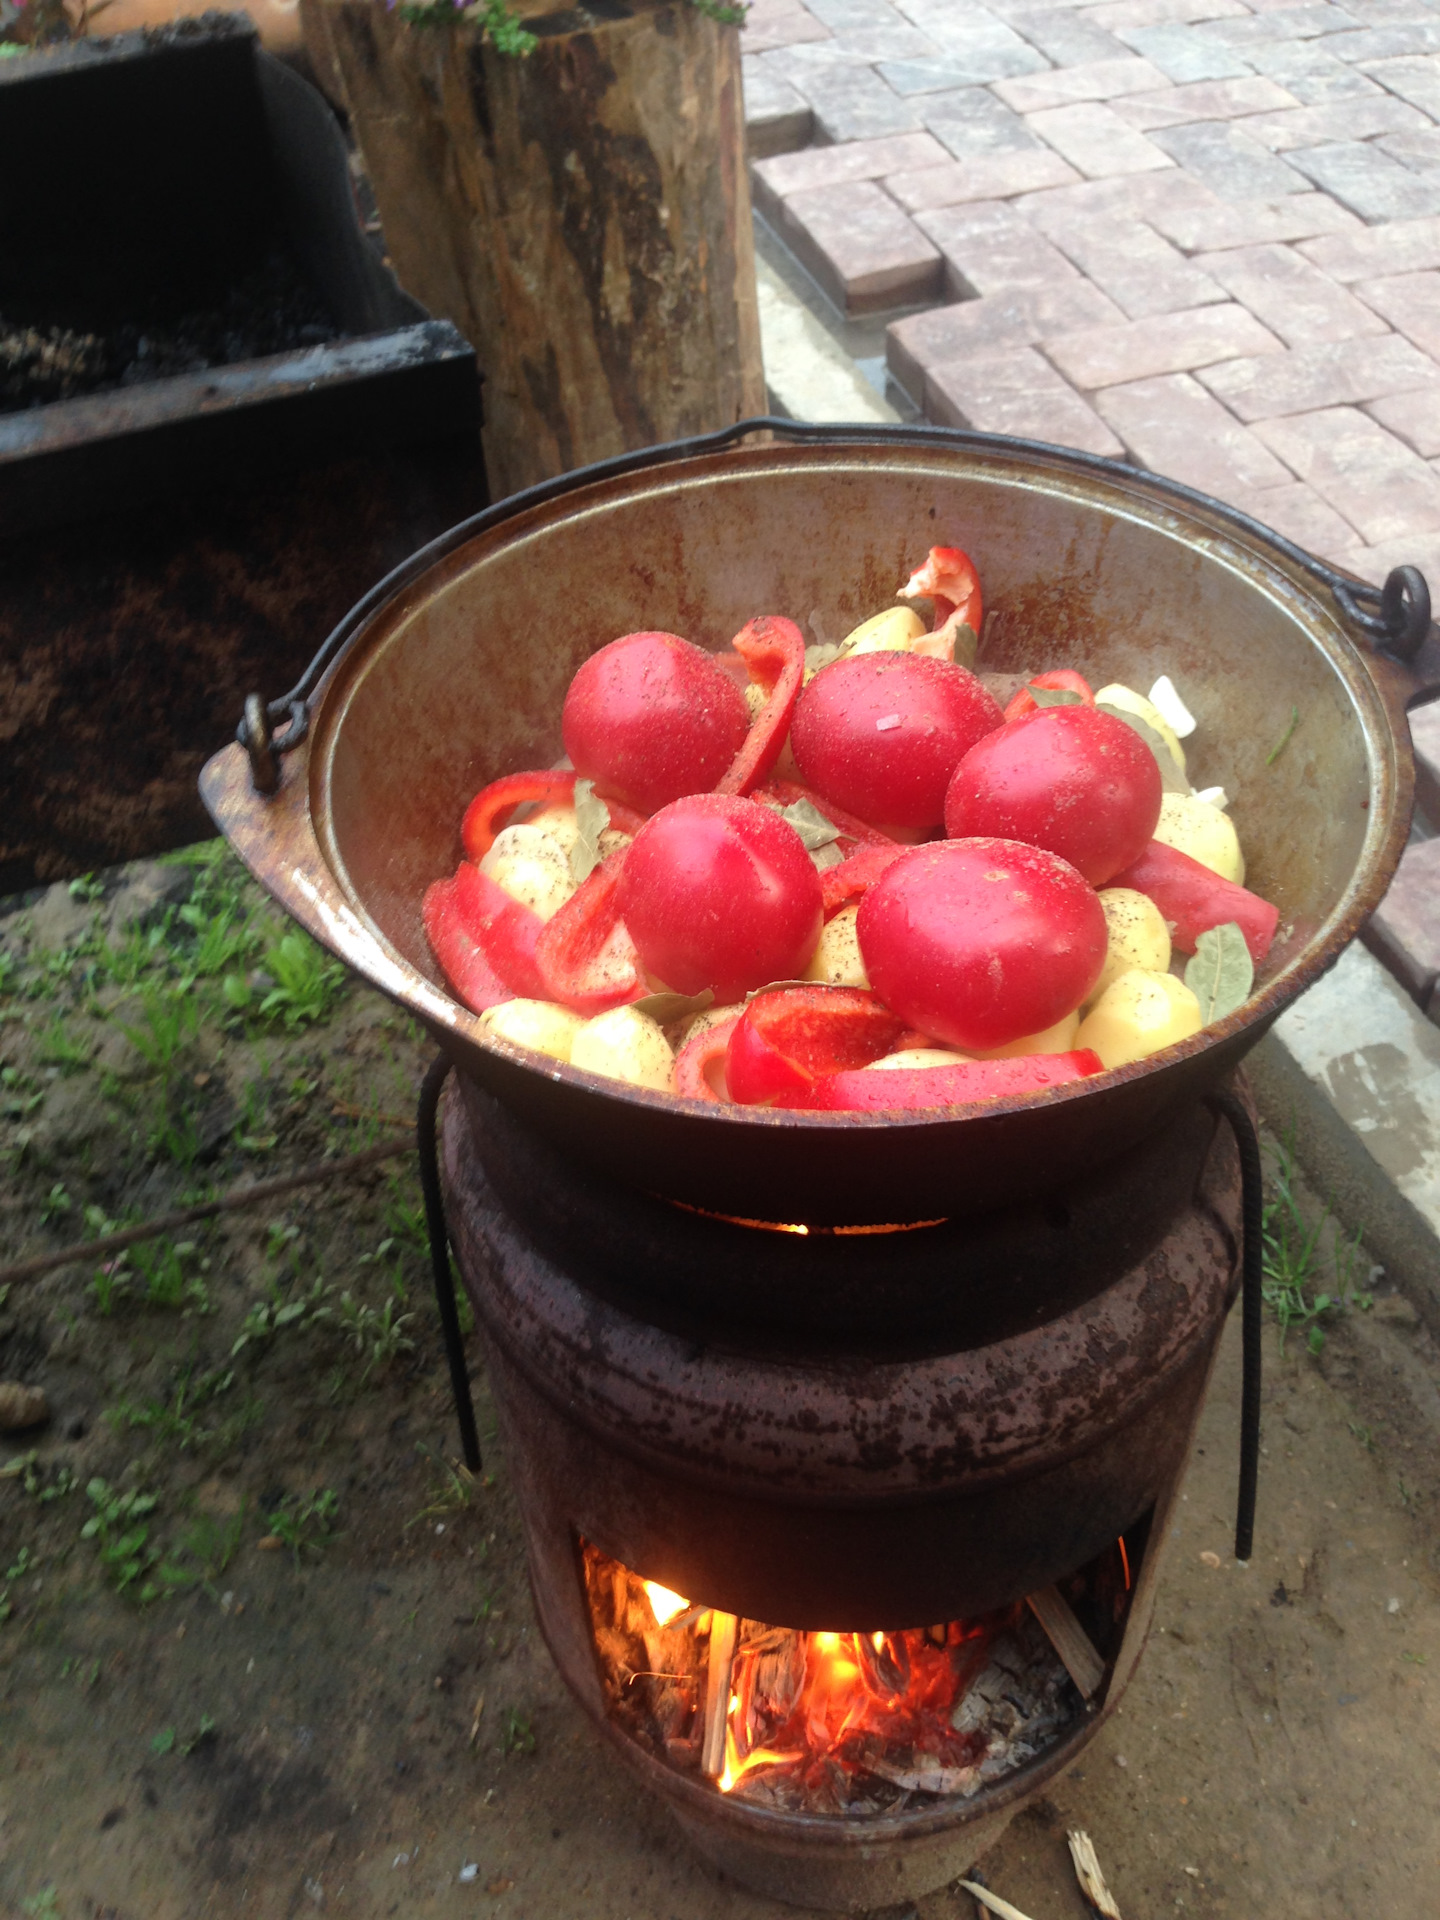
[1353,269,1440,357]
[1365,836,1440,1003]
[744,66,816,159]
[1366,388,1440,458]
[1411,698,1440,829]
[893,16,1053,82]
[1206,5,1364,45]
[1094,371,1296,490]
[1297,214,1440,279]
[920,86,1047,159]
[773,179,944,313]
[1115,23,1256,81]
[1025,100,1176,174]
[993,56,1173,112]
[885,148,1082,210]
[1147,121,1312,196]
[1243,39,1385,99]
[1197,333,1440,418]
[1239,94,1432,150]
[1341,528,1440,595]
[826,21,941,63]
[1043,300,1284,385]
[1149,189,1361,247]
[1007,8,1130,65]
[1087,0,1250,27]
[1326,22,1440,60]
[1113,74,1303,126]
[1295,139,1440,218]
[1222,478,1362,554]
[914,200,1085,298]
[886,283,1128,398]
[1378,128,1440,175]
[741,0,833,54]
[803,0,904,21]
[799,61,928,142]
[1015,165,1220,224]
[879,59,998,94]
[1363,53,1440,120]
[1254,405,1440,541]
[1043,214,1227,314]
[922,345,1129,452]
[753,132,951,211]
[1197,241,1390,344]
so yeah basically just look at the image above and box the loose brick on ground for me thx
[744,67,816,159]
[1095,371,1296,492]
[1236,94,1432,150]
[1115,22,1257,81]
[886,283,1128,399]
[1147,120,1312,197]
[885,148,1082,211]
[1288,141,1440,222]
[1198,333,1440,420]
[1353,269,1440,358]
[1149,189,1361,249]
[914,201,1084,298]
[1043,215,1228,316]
[1255,405,1440,543]
[1223,479,1361,557]
[923,345,1128,453]
[773,178,943,314]
[1298,215,1440,281]
[1366,388,1440,459]
[1363,836,1440,1004]
[1043,301,1284,387]
[1026,100,1177,175]
[1196,242,1390,345]
[1113,74,1303,126]
[992,56,1172,112]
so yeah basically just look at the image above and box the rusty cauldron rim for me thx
[200,419,1436,1199]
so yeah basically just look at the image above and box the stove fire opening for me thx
[581,1526,1145,1818]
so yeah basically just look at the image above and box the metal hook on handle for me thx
[236,694,310,796]
[1380,565,1431,662]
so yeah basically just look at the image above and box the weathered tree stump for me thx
[302,0,765,498]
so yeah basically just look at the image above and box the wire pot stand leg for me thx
[418,1053,482,1473]
[1207,1086,1264,1564]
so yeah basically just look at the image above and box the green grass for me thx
[265,1488,340,1569]
[1262,1141,1369,1355]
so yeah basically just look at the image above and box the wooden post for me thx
[301,0,766,498]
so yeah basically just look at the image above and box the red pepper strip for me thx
[820,840,909,918]
[757,779,897,850]
[1110,840,1280,965]
[805,1050,1104,1113]
[533,852,646,1015]
[903,546,983,637]
[1004,669,1096,724]
[674,1013,741,1103]
[422,875,515,1015]
[715,615,807,796]
[462,771,578,862]
[450,860,549,1000]
[725,987,907,1107]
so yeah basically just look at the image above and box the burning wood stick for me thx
[701,1610,738,1779]
[1068,1829,1123,1919]
[958,1881,1040,1920]
[1026,1585,1106,1700]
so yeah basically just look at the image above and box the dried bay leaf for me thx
[1185,921,1253,1023]
[776,796,842,852]
[569,777,611,884]
[1027,684,1083,708]
[1095,699,1188,793]
[631,988,714,1024]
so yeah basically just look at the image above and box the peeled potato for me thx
[970,1010,1080,1059]
[479,824,576,920]
[480,998,586,1062]
[1093,683,1187,777]
[676,1003,737,1045]
[1076,968,1203,1070]
[842,605,927,655]
[570,1006,675,1092]
[803,904,870,988]
[867,1048,969,1069]
[1153,791,1245,884]
[525,804,581,855]
[1090,888,1172,1006]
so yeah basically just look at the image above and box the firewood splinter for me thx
[701,1610,738,1779]
[1068,1828,1124,1919]
[1025,1585,1106,1700]
[958,1879,1040,1920]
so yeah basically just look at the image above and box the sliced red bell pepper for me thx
[725,986,907,1107]
[1003,669,1096,724]
[534,852,645,1015]
[461,769,646,861]
[804,1050,1104,1113]
[1110,840,1279,964]
[422,875,515,1015]
[449,860,549,1000]
[820,840,909,918]
[756,779,898,851]
[903,546,983,661]
[716,615,807,796]
[674,1013,741,1103]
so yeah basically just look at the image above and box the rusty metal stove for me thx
[436,1071,1246,1910]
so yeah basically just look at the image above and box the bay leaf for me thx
[1184,921,1253,1023]
[631,987,714,1024]
[1095,700,1188,793]
[1027,684,1083,708]
[776,795,842,851]
[810,841,847,871]
[568,777,611,884]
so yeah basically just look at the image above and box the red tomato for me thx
[725,987,906,1106]
[616,794,823,1002]
[856,838,1107,1051]
[790,653,1004,831]
[562,631,749,814]
[943,705,1162,887]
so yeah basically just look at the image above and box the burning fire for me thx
[643,1580,689,1627]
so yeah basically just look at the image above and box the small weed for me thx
[235,1077,278,1154]
[224,931,346,1030]
[1,1065,44,1118]
[230,1275,332,1357]
[503,1709,536,1756]
[1,1451,77,1503]
[115,984,198,1076]
[406,1444,474,1530]
[40,1180,72,1224]
[35,1014,92,1071]
[334,1291,415,1383]
[1402,1650,1427,1666]
[265,1488,340,1569]
[21,1887,59,1918]
[172,1504,247,1588]
[152,1713,217,1756]
[81,1479,168,1598]
[129,1237,211,1314]
[68,872,105,903]
[108,1362,238,1452]
[89,1261,129,1316]
[1348,1420,1377,1453]
[151,1724,176,1756]
[1261,1142,1367,1354]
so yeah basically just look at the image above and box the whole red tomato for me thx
[856,838,1107,1050]
[943,705,1161,886]
[562,631,749,814]
[617,795,823,1002]
[790,653,1003,831]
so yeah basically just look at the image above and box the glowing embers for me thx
[582,1543,1125,1818]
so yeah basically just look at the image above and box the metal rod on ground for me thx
[1025,1585,1106,1700]
[701,1611,739,1780]
[1207,1086,1264,1562]
[417,1053,481,1473]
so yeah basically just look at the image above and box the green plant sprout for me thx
[334,1292,415,1382]
[1261,1141,1369,1354]
[222,932,346,1030]
[34,1014,92,1071]
[265,1489,340,1568]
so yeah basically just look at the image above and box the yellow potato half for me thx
[570,1006,675,1092]
[1076,969,1203,1070]
[480,998,586,1063]
[803,904,870,987]
[1089,889,1172,1006]
[970,1010,1080,1059]
[1153,791,1245,884]
[842,606,927,655]
[479,824,576,921]
[1093,683,1187,777]
[867,1048,970,1070]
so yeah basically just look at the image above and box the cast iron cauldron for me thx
[201,420,1439,1224]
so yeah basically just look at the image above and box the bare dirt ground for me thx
[2,849,1438,1920]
